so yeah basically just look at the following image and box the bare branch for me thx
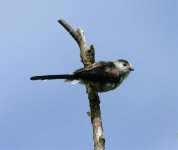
[58,19,79,44]
[58,19,105,150]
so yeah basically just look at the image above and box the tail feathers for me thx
[30,74,75,80]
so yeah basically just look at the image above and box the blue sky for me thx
[0,0,177,149]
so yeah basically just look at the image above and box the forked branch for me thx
[58,19,105,150]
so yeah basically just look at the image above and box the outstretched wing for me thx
[74,61,120,82]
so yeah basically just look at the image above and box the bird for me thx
[30,59,134,93]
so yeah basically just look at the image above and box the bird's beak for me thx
[129,67,134,71]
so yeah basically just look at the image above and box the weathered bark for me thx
[58,19,105,150]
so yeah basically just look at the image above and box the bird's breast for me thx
[90,82,120,93]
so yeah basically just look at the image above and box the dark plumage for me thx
[30,60,134,92]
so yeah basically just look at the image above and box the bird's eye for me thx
[123,63,127,66]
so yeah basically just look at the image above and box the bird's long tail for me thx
[30,74,75,80]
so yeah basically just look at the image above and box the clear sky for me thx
[0,0,177,150]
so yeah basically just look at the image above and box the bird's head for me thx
[114,59,134,73]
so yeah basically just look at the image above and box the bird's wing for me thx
[74,61,120,82]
